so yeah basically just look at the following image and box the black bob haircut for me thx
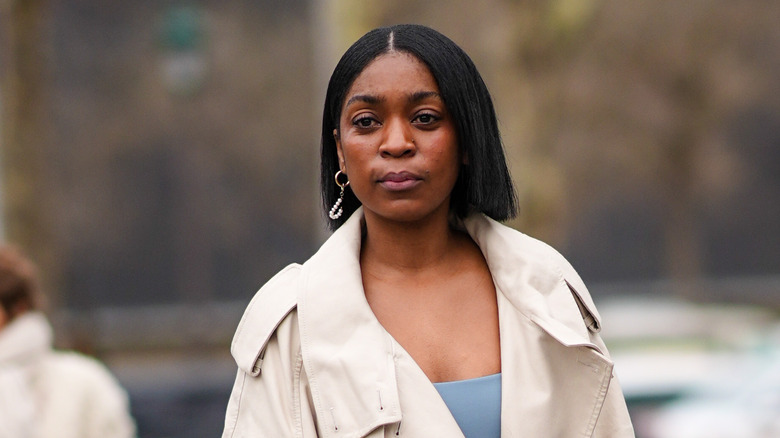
[320,24,518,230]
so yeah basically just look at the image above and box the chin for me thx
[366,200,450,224]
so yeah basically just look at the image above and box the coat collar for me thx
[0,312,52,366]
[461,212,602,350]
[297,208,611,437]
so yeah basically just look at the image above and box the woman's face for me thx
[335,52,460,225]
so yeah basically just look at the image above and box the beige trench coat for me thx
[222,208,635,437]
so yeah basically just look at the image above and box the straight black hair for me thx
[321,24,517,230]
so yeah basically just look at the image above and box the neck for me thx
[360,208,463,274]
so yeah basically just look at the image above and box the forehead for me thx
[344,52,439,101]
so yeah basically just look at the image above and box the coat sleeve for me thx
[222,265,319,438]
[560,258,636,437]
[578,291,635,437]
[592,370,636,437]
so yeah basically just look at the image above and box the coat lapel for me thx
[297,210,402,437]
[465,214,614,437]
[497,290,614,437]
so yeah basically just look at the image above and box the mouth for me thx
[378,171,423,191]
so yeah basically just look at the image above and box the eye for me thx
[412,112,441,126]
[352,115,379,129]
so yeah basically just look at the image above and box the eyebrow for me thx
[345,94,383,108]
[409,91,441,102]
[344,91,442,108]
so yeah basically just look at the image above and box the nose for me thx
[379,118,415,158]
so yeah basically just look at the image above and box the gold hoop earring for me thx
[328,170,350,220]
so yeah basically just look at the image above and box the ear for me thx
[334,128,346,172]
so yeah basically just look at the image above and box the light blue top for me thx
[433,372,502,438]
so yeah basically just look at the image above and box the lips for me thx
[378,171,423,191]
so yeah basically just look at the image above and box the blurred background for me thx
[1,0,778,436]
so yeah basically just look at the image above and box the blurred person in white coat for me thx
[0,245,136,438]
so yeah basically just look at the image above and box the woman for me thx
[223,24,634,437]
[0,246,136,438]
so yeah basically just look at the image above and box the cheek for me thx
[432,134,461,175]
[341,144,366,170]
[340,143,373,185]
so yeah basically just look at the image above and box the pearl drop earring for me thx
[329,170,350,220]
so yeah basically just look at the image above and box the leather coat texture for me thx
[223,208,635,437]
